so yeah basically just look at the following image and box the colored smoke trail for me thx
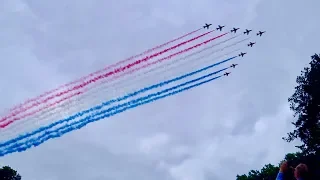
[129,28,203,60]
[0,55,236,149]
[16,48,241,131]
[99,36,248,95]
[21,48,241,130]
[105,36,248,95]
[0,35,245,131]
[0,31,222,128]
[78,43,242,105]
[85,32,230,95]
[8,28,203,113]
[1,67,228,156]
[108,49,242,104]
[0,30,215,125]
[141,37,249,81]
[0,92,83,128]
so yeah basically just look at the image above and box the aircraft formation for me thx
[202,23,266,77]
[203,24,265,36]
[223,63,240,76]
[203,23,265,49]
[0,22,266,157]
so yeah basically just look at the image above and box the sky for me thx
[0,0,319,179]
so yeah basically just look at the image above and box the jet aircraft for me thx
[230,64,238,68]
[257,31,266,36]
[243,29,252,35]
[203,23,212,29]
[239,52,247,57]
[224,72,231,76]
[231,27,240,33]
[247,42,256,47]
[216,25,225,31]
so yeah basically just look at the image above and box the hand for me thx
[279,161,288,173]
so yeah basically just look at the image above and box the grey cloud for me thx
[1,0,319,180]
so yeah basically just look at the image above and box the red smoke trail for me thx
[0,92,82,128]
[98,32,230,92]
[128,28,203,60]
[0,32,227,129]
[0,29,213,124]
[8,28,203,113]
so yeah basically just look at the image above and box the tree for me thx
[0,166,21,180]
[284,53,320,154]
[236,53,320,180]
[236,164,279,180]
[236,152,320,180]
[259,164,279,180]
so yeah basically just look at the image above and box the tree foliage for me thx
[236,53,320,179]
[236,164,279,180]
[236,152,320,180]
[0,166,21,180]
[284,53,320,154]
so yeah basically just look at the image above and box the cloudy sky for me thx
[0,0,319,179]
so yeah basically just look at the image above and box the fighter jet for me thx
[311,53,319,60]
[224,72,231,76]
[247,42,256,47]
[238,52,247,57]
[243,29,252,35]
[230,64,238,68]
[203,23,212,29]
[256,31,266,36]
[231,27,240,33]
[216,25,225,31]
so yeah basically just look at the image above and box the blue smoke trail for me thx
[0,56,237,150]
[3,67,229,153]
[1,70,225,156]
